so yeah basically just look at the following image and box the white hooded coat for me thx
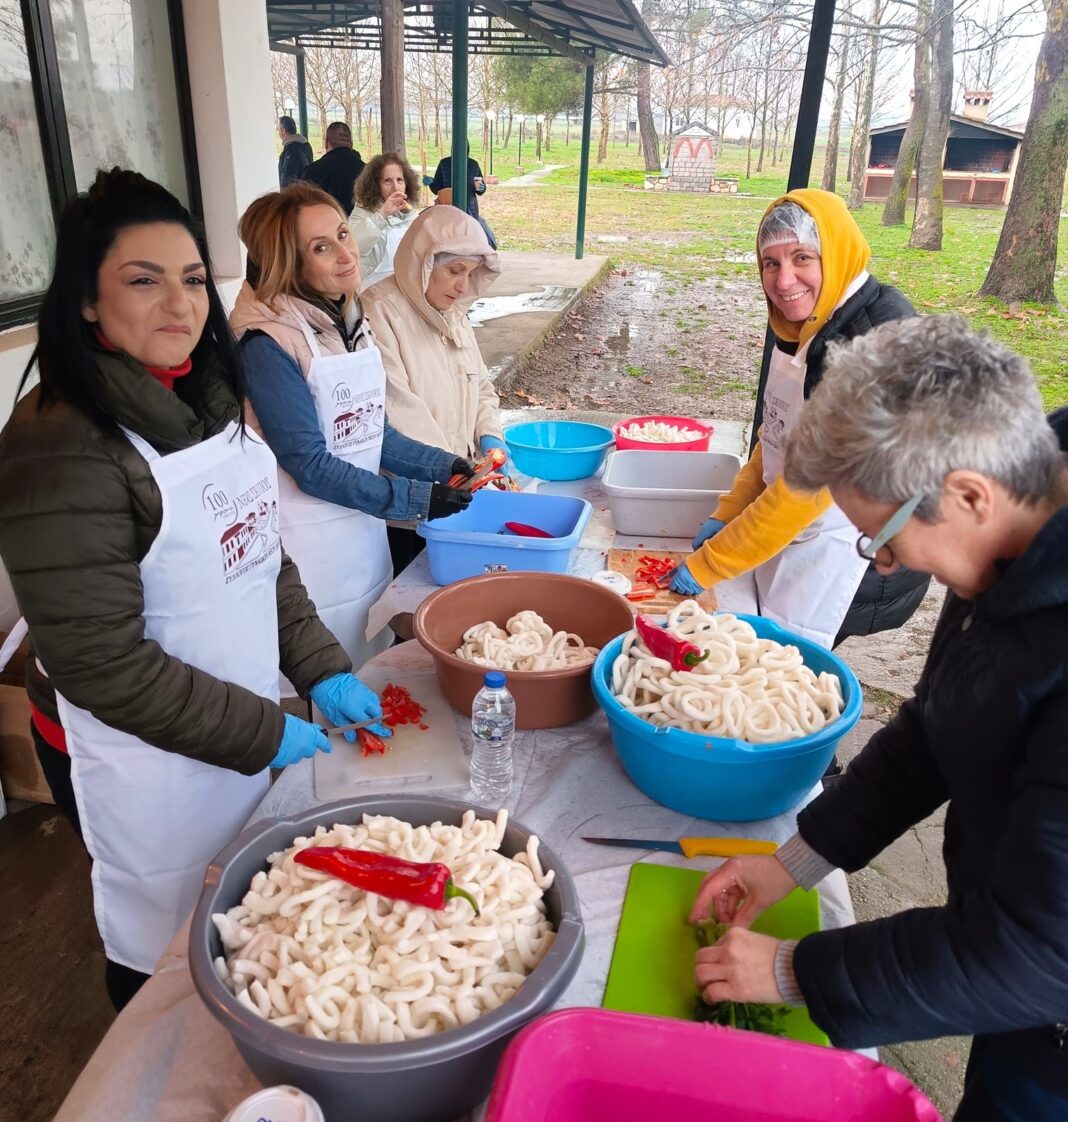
[361,205,504,459]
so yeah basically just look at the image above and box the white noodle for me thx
[456,610,598,671]
[212,811,556,1043]
[618,421,703,443]
[610,601,844,743]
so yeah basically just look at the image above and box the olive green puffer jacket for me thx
[0,348,351,774]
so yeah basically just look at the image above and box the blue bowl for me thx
[504,421,615,481]
[590,615,863,822]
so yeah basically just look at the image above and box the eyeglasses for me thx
[856,494,925,562]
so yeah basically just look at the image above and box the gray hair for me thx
[784,315,1064,520]
[432,251,483,269]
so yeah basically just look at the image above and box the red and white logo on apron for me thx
[331,380,384,454]
[203,477,281,581]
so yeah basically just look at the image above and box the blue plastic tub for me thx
[504,421,614,481]
[417,488,592,585]
[590,615,863,821]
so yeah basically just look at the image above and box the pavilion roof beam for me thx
[478,0,594,65]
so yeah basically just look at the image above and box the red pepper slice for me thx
[635,614,710,670]
[504,521,554,538]
[625,586,658,602]
[294,846,480,915]
[357,728,389,756]
[380,683,427,730]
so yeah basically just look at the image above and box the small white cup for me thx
[223,1085,325,1122]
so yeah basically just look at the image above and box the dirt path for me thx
[498,266,769,421]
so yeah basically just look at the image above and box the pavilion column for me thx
[380,0,405,155]
[450,0,469,213]
[575,56,595,259]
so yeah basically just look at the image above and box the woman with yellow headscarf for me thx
[671,189,930,651]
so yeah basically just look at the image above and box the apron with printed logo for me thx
[753,338,870,650]
[277,315,392,682]
[57,421,279,974]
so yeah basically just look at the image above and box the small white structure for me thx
[646,123,738,194]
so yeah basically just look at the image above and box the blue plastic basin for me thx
[504,421,615,481]
[590,615,863,822]
[417,488,592,585]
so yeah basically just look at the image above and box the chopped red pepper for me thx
[625,586,658,602]
[357,728,389,757]
[294,847,480,915]
[380,682,427,730]
[635,555,677,588]
[635,614,710,670]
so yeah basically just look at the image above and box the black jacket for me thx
[777,277,930,642]
[302,146,365,213]
[278,135,313,188]
[429,156,487,220]
[796,413,1068,1095]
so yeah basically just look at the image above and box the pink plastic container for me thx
[484,1009,942,1122]
[612,415,713,452]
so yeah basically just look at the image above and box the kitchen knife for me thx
[582,836,777,858]
[327,717,385,738]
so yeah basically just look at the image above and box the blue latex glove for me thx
[271,714,330,768]
[310,673,391,743]
[479,434,514,476]
[692,517,726,550]
[669,562,706,597]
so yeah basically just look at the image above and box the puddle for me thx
[468,285,577,326]
[724,250,756,263]
[605,322,638,354]
[595,234,629,244]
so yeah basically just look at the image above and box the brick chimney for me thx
[962,90,993,123]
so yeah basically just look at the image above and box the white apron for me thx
[277,314,392,682]
[753,328,870,650]
[58,421,278,974]
[361,219,408,289]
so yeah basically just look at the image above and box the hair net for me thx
[758,201,821,254]
[432,251,484,269]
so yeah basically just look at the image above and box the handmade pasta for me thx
[618,420,704,443]
[212,810,556,1043]
[457,610,598,671]
[610,601,844,743]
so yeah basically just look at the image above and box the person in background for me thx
[230,184,474,669]
[349,152,421,289]
[428,144,497,249]
[361,205,506,572]
[671,188,929,652]
[303,121,365,213]
[277,115,313,187]
[0,169,388,1011]
[690,317,1068,1122]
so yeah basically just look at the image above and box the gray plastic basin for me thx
[189,796,585,1122]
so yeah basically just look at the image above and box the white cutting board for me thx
[314,669,470,798]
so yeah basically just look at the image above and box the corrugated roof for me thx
[266,0,671,66]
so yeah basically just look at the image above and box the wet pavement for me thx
[469,285,578,326]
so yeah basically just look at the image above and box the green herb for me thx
[692,920,791,1036]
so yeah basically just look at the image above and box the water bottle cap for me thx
[483,671,506,689]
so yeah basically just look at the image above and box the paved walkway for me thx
[498,164,565,187]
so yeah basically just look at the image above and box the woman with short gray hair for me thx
[688,315,1068,1121]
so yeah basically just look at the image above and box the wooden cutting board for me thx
[607,547,690,616]
[602,862,828,1045]
[313,669,469,798]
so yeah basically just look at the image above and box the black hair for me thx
[18,167,245,432]
[279,115,297,135]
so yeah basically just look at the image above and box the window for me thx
[0,0,197,329]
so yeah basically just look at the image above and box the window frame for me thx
[0,0,202,331]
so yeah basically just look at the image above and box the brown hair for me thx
[238,183,353,313]
[353,152,421,213]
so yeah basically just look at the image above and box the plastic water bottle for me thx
[470,671,515,803]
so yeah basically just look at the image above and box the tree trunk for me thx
[380,0,405,156]
[847,0,885,209]
[637,62,661,170]
[565,112,571,146]
[745,109,757,178]
[598,106,611,163]
[979,0,1068,302]
[910,0,953,249]
[882,0,930,224]
[821,14,852,192]
[756,69,769,172]
[504,110,513,147]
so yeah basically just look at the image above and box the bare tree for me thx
[847,0,888,209]
[979,0,1068,303]
[882,0,930,225]
[909,0,953,249]
[271,52,297,123]
[822,7,853,192]
[302,47,335,146]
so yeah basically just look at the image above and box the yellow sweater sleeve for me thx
[687,474,834,587]
[712,440,767,523]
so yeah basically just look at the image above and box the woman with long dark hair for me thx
[0,169,388,1010]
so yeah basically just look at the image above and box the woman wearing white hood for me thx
[362,205,507,569]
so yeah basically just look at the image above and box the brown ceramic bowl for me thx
[414,572,634,729]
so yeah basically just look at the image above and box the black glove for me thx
[428,483,474,521]
[450,457,475,479]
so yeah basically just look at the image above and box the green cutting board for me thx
[602,862,829,1045]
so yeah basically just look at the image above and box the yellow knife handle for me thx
[679,837,778,858]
